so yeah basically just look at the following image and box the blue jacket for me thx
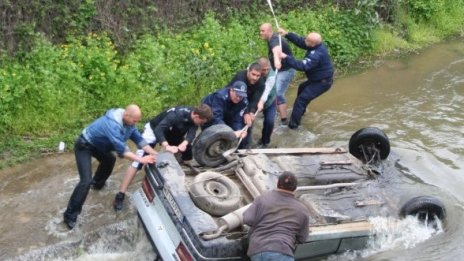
[285,32,334,82]
[82,108,147,157]
[202,88,248,131]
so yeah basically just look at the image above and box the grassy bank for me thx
[1,1,463,169]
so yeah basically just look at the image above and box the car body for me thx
[133,126,445,261]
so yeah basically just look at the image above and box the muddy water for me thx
[1,37,463,260]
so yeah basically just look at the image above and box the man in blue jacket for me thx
[63,104,156,229]
[202,81,249,148]
[278,29,334,129]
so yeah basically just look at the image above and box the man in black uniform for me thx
[113,104,212,211]
[227,62,265,148]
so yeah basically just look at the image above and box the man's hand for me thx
[278,28,288,36]
[234,129,248,139]
[177,141,188,152]
[165,145,179,154]
[140,154,156,164]
[244,113,253,126]
[280,52,288,59]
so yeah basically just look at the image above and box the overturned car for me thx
[132,126,446,261]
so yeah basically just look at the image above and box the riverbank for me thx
[1,1,463,169]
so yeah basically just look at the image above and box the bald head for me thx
[259,23,274,40]
[305,32,322,47]
[257,57,271,77]
[123,104,142,125]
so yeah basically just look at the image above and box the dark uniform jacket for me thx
[228,70,265,114]
[285,32,334,82]
[201,87,248,131]
[148,106,197,145]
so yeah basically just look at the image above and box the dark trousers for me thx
[64,135,116,222]
[260,101,277,146]
[290,79,333,127]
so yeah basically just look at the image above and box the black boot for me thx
[113,192,125,211]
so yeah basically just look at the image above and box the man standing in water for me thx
[255,57,278,148]
[243,171,310,261]
[259,23,296,126]
[278,28,334,129]
[63,104,156,229]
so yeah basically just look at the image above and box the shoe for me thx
[64,218,76,230]
[256,143,268,149]
[288,122,298,129]
[280,118,288,126]
[113,192,125,211]
[90,180,105,190]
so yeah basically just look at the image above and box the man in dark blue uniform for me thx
[201,81,249,148]
[278,29,334,129]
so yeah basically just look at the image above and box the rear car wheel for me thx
[349,127,390,163]
[189,171,241,216]
[193,124,238,167]
[400,196,446,224]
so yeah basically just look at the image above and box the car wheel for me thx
[189,171,241,216]
[193,124,238,167]
[349,127,390,163]
[400,196,446,223]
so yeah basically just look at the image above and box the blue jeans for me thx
[64,135,116,222]
[290,79,333,127]
[276,69,296,105]
[250,252,294,261]
[260,101,277,145]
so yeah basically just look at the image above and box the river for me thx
[1,37,463,261]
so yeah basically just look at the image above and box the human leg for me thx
[260,102,276,146]
[63,137,94,228]
[275,69,296,124]
[115,123,156,211]
[289,80,332,129]
[91,150,116,189]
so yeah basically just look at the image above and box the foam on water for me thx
[326,216,443,261]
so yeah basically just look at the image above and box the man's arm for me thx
[282,51,321,72]
[284,32,308,50]
[122,150,155,164]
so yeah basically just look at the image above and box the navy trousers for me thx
[289,79,333,127]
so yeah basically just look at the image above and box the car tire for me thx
[189,171,241,216]
[193,124,238,167]
[400,196,446,222]
[349,127,390,162]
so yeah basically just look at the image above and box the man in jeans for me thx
[63,104,156,230]
[243,171,310,261]
[255,57,277,148]
[260,23,296,126]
